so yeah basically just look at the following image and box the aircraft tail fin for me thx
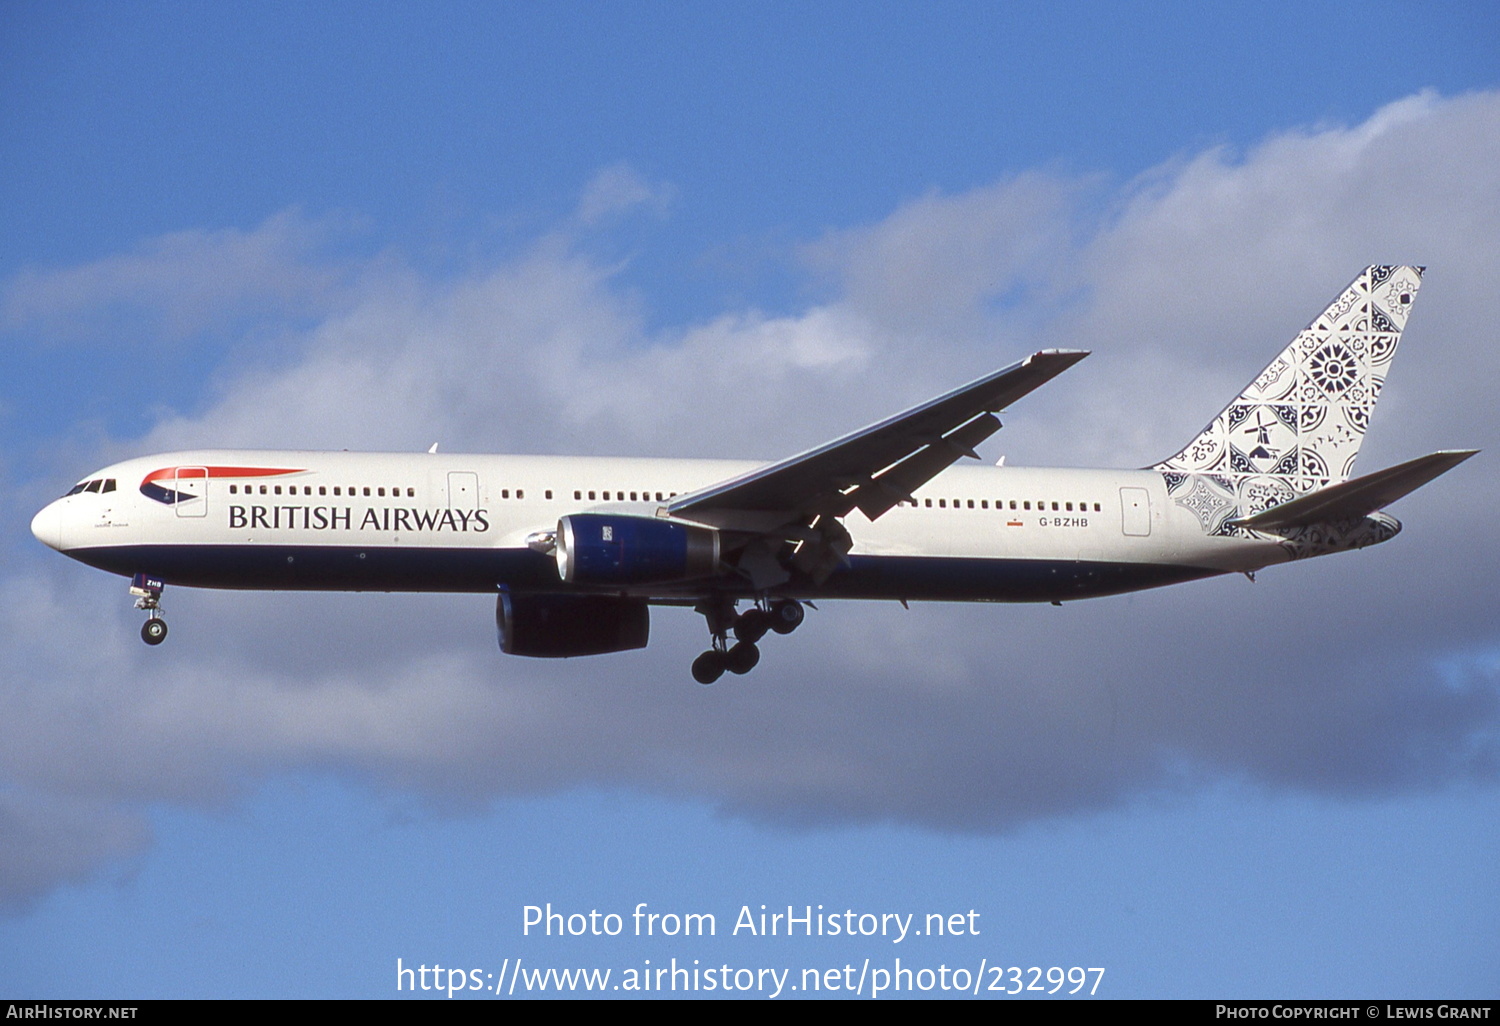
[1155,265,1425,496]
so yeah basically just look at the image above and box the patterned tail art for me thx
[1154,265,1424,556]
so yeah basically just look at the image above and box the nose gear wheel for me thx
[130,573,168,646]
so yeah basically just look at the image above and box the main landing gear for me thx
[691,597,804,685]
[130,573,168,646]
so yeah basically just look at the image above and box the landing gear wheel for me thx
[725,641,760,675]
[734,610,770,644]
[141,618,168,645]
[691,650,726,685]
[769,599,804,634]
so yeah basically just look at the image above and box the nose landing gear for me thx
[141,617,168,645]
[131,573,167,646]
[691,597,803,684]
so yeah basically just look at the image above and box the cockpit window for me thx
[63,477,117,497]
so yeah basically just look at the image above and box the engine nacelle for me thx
[496,592,649,658]
[555,513,720,585]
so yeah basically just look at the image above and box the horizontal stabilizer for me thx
[1228,449,1478,530]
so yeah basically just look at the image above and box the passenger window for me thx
[925,498,932,508]
[260,485,268,495]
[1094,502,1101,512]
[1024,501,1031,510]
[589,491,596,500]
[545,490,553,500]
[938,499,946,508]
[967,499,974,509]
[229,485,237,495]
[1051,502,1059,511]
[574,490,582,500]
[407,488,415,497]
[1066,502,1073,511]
[378,488,385,497]
[1010,500,1017,510]
[517,490,524,499]
[630,491,638,501]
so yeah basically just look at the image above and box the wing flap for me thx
[1228,449,1478,530]
[669,349,1087,524]
[849,411,1001,520]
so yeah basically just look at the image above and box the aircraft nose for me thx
[31,501,62,551]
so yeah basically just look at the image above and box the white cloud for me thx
[573,162,675,226]
[1,208,361,343]
[5,93,1500,907]
[802,172,1090,342]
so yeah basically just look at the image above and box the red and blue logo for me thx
[139,466,304,505]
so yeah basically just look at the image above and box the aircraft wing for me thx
[1228,449,1479,530]
[668,349,1088,528]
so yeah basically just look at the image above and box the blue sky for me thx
[2,2,1498,999]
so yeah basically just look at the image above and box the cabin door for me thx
[175,466,208,518]
[1120,487,1150,536]
[447,471,479,510]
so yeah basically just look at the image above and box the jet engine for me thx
[555,513,720,585]
[496,591,649,657]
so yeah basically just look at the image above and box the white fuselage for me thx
[32,449,1292,604]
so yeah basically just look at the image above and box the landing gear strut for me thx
[131,573,168,646]
[691,597,802,684]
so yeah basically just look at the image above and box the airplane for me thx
[30,265,1476,683]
